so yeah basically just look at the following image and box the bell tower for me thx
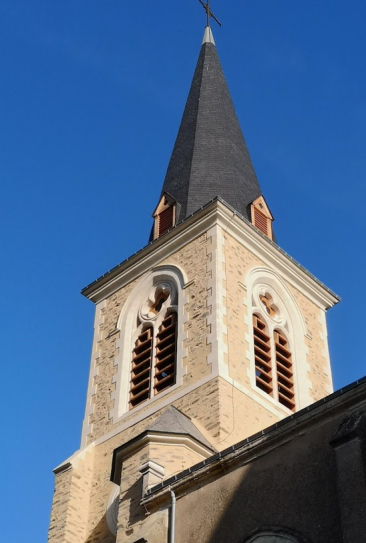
[48,24,339,543]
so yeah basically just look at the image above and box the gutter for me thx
[141,376,366,507]
[169,490,176,543]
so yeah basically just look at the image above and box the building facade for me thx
[48,25,365,543]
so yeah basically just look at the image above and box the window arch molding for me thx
[246,267,312,412]
[244,526,312,543]
[110,265,187,421]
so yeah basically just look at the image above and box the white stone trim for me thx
[54,442,94,473]
[139,460,165,477]
[79,201,338,450]
[245,267,313,411]
[115,432,213,463]
[88,373,287,451]
[80,300,106,447]
[318,309,334,394]
[224,373,294,418]
[214,204,339,310]
[58,376,220,462]
[139,461,165,495]
[93,373,218,449]
[207,225,228,377]
[83,201,339,311]
[76,370,296,454]
[83,206,219,303]
[110,266,188,423]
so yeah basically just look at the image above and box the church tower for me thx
[48,24,339,543]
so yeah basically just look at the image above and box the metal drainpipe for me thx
[169,490,176,543]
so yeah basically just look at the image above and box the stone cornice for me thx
[111,431,214,485]
[82,198,340,310]
[82,202,219,303]
[215,201,339,309]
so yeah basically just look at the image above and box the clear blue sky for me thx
[1,1,365,541]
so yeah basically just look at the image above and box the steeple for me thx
[48,19,340,543]
[159,27,263,224]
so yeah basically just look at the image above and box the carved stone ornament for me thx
[139,283,172,321]
[253,284,286,325]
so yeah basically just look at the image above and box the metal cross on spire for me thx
[198,0,222,27]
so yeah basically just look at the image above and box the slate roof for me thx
[144,376,366,498]
[161,28,262,222]
[147,406,214,451]
[110,406,215,484]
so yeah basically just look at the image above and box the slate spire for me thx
[160,27,262,223]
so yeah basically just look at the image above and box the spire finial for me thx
[198,0,222,28]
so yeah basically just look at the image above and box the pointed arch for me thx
[110,265,187,421]
[246,267,312,412]
[246,267,307,337]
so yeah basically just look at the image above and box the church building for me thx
[48,20,366,543]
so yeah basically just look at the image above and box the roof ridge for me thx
[185,43,208,219]
[147,406,214,451]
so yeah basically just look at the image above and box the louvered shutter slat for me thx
[158,206,174,236]
[154,313,177,393]
[130,328,153,408]
[254,208,268,236]
[253,314,273,395]
[274,331,295,411]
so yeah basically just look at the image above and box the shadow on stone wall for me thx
[85,514,115,543]
[175,418,344,543]
[123,476,147,528]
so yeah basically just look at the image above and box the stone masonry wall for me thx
[87,233,211,444]
[224,231,263,391]
[83,378,220,543]
[48,469,74,543]
[116,444,168,543]
[216,377,280,450]
[48,448,94,543]
[289,284,333,401]
[49,223,334,543]
[223,230,332,412]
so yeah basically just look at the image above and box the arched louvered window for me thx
[274,330,295,411]
[155,312,177,394]
[128,282,179,410]
[253,314,273,396]
[252,293,296,412]
[114,269,184,419]
[130,327,153,408]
